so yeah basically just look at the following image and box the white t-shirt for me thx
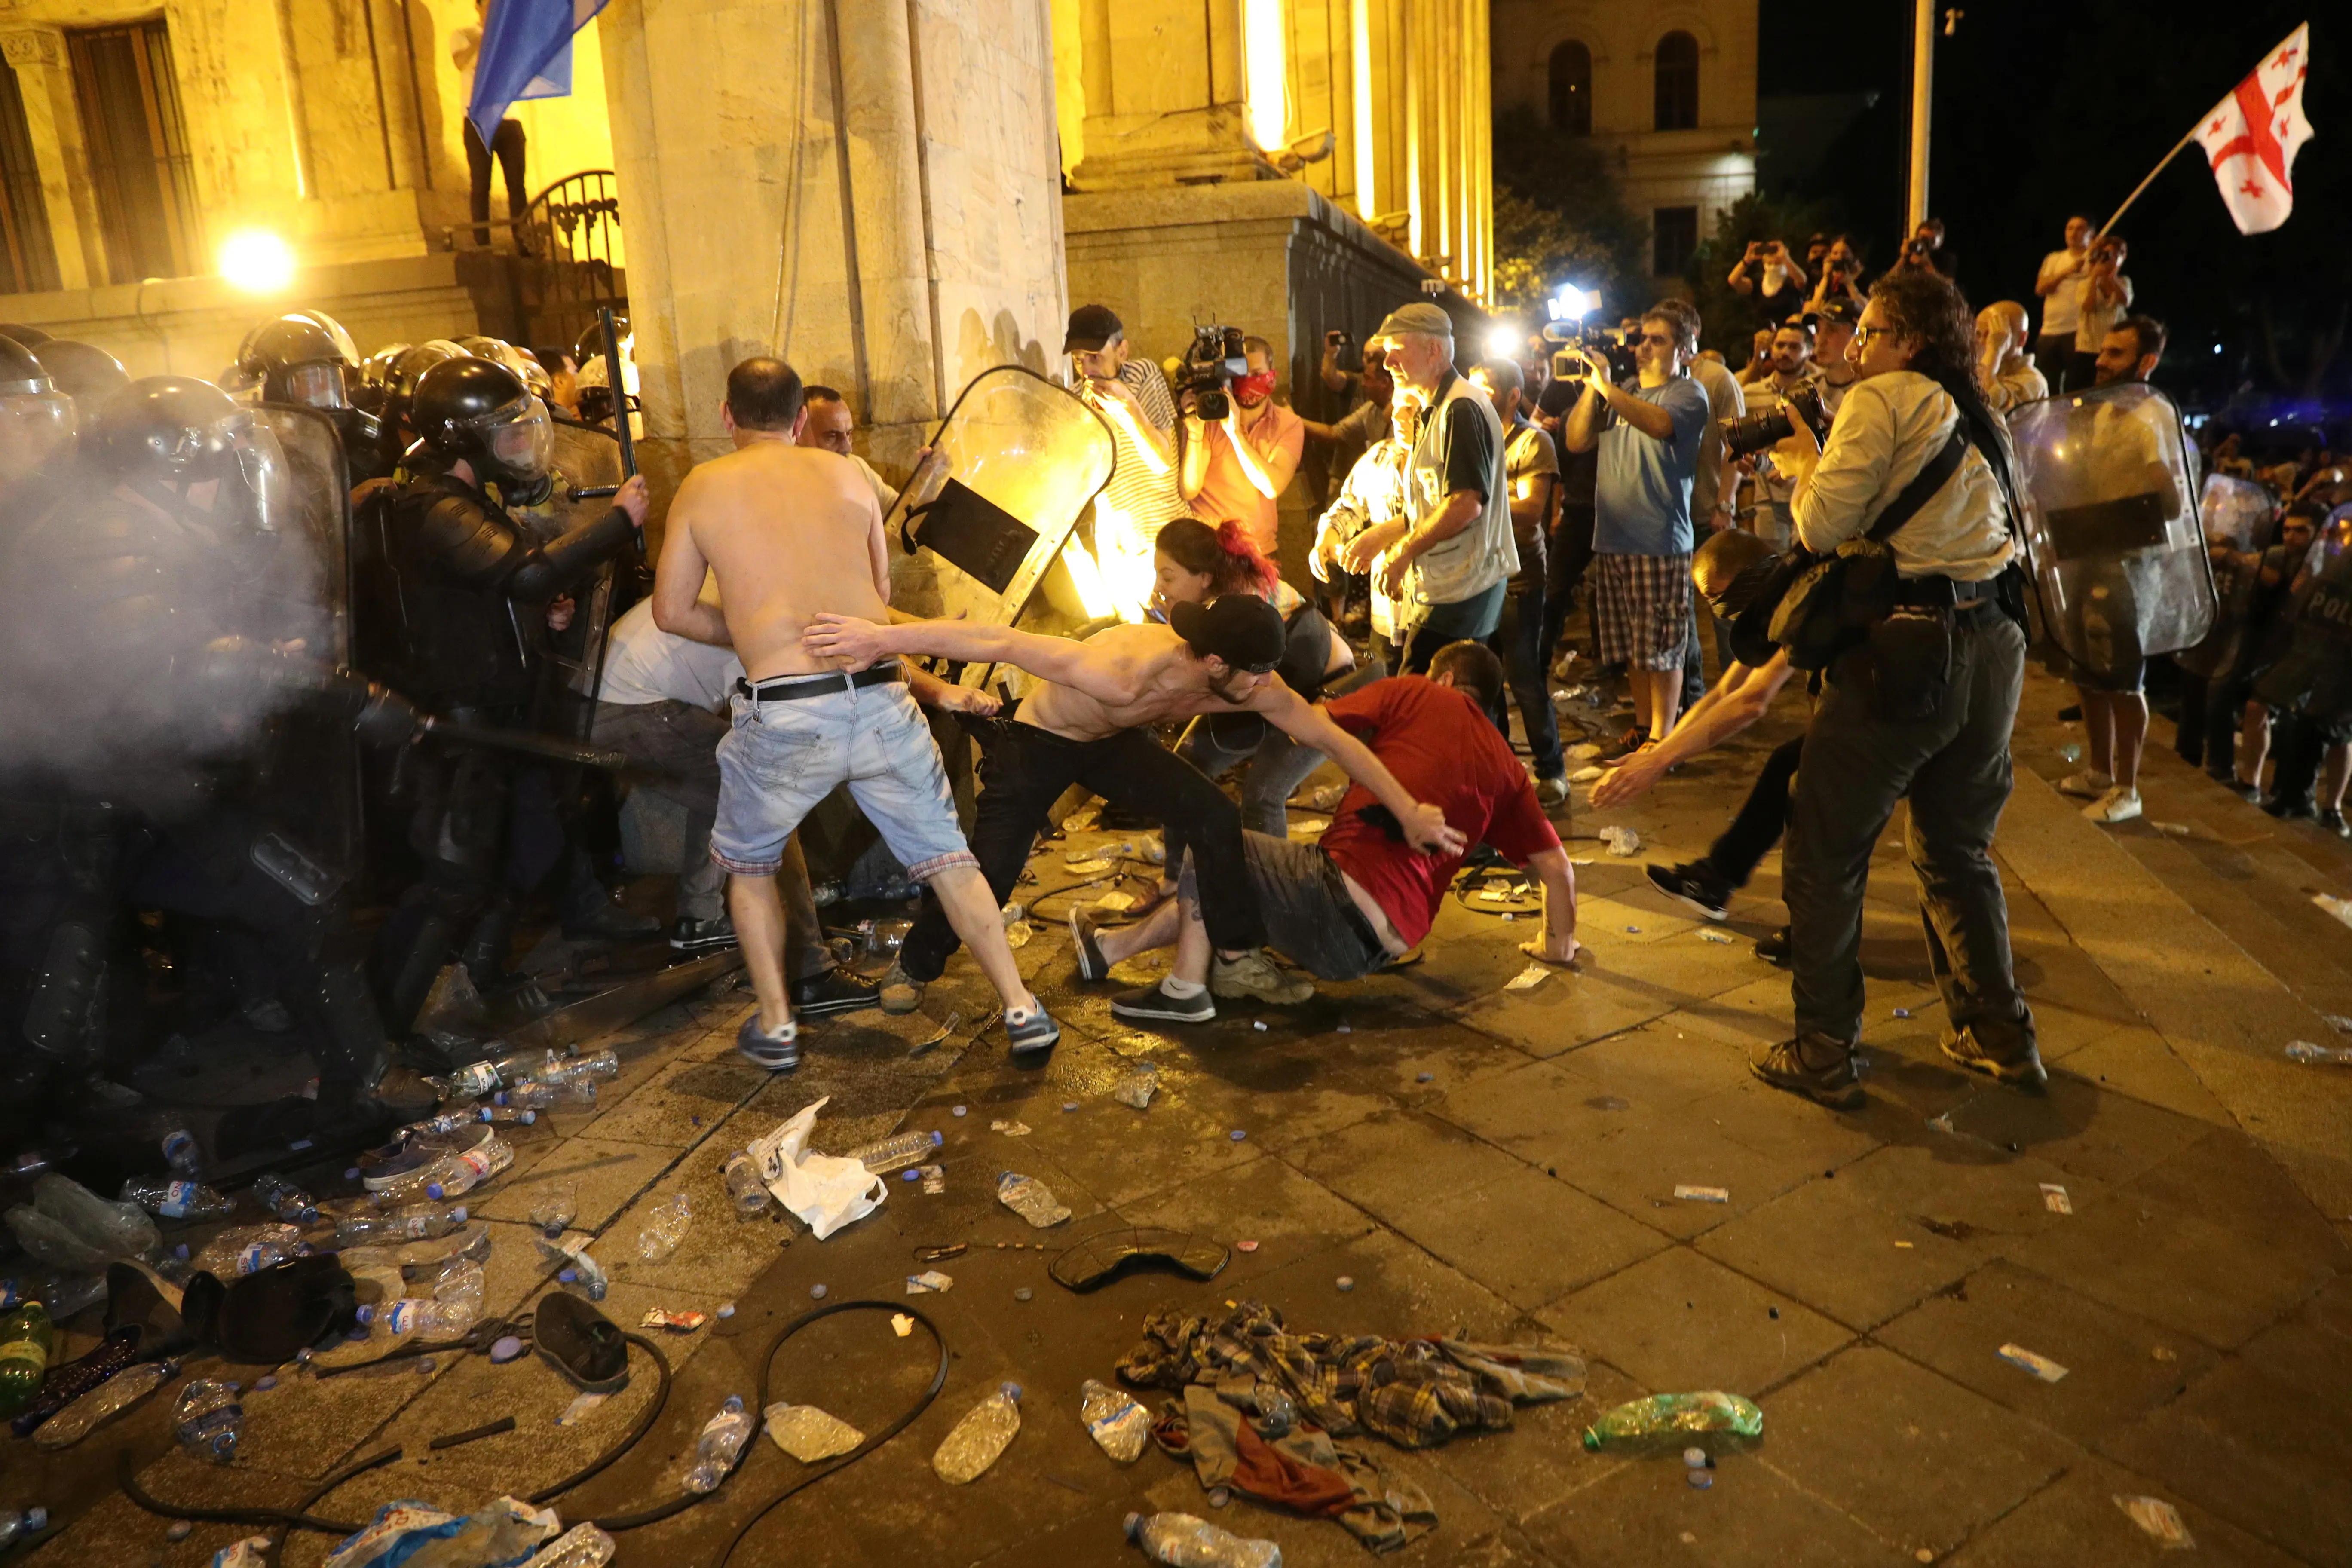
[598,594,744,709]
[2074,272,2135,353]
[450,24,480,110]
[2036,249,2085,337]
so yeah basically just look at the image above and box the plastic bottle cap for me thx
[902,1169,921,1182]
[717,1303,735,1319]
[723,1394,744,1412]
[425,1184,445,1201]
[24,1510,45,1532]
[1000,1381,1023,1401]
[255,1376,277,1391]
[929,1130,944,1145]
[490,1336,524,1363]
[809,1284,827,1299]
[451,1206,468,1223]
[1123,1512,1143,1540]
[174,1244,190,1260]
[560,1270,578,1284]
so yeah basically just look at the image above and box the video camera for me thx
[1722,380,1831,460]
[1541,320,1636,386]
[1177,325,1249,422]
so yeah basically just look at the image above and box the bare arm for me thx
[1227,410,1298,502]
[1520,846,1580,964]
[1178,416,1211,500]
[904,664,1001,715]
[1726,255,1756,294]
[1252,686,1469,856]
[649,484,731,647]
[804,614,1141,704]
[1589,652,1795,808]
[1563,384,1605,454]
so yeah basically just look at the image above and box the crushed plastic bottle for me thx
[0,1302,53,1418]
[500,1078,597,1113]
[530,1180,580,1238]
[0,1271,101,1320]
[932,1381,1023,1483]
[6,1173,161,1271]
[1581,1391,1764,1453]
[251,1173,319,1225]
[0,1508,48,1550]
[996,1173,1071,1229]
[334,1203,469,1248]
[357,1294,479,1342]
[1080,1378,1152,1464]
[848,1129,944,1176]
[427,1256,487,1316]
[119,1177,234,1222]
[536,1236,608,1300]
[1124,1511,1282,1568]
[524,1523,618,1567]
[763,1400,865,1461]
[172,1378,244,1463]
[378,1134,514,1204]
[555,1047,622,1084]
[1598,825,1642,857]
[683,1394,753,1492]
[33,1358,174,1449]
[2284,1039,2352,1064]
[636,1193,693,1262]
[190,1223,306,1279]
[723,1153,771,1217]
[160,1129,203,1178]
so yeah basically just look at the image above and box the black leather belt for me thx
[736,662,902,702]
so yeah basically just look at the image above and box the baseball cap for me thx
[1805,298,1859,330]
[1370,301,1453,346]
[1168,596,1285,674]
[1064,304,1124,354]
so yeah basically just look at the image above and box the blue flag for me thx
[469,0,608,144]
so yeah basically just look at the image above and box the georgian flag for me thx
[2191,24,2314,235]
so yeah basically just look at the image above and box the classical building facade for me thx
[1489,0,1757,291]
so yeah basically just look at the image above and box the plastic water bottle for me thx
[172,1378,244,1463]
[536,1236,608,1300]
[499,1078,596,1112]
[0,1508,48,1550]
[428,1257,486,1317]
[723,1153,770,1216]
[635,1193,692,1262]
[251,1173,319,1224]
[931,1381,1023,1484]
[492,1046,561,1084]
[683,1395,752,1492]
[551,1047,621,1085]
[358,1295,479,1342]
[119,1177,235,1221]
[190,1224,305,1279]
[30,1358,175,1448]
[523,1523,616,1567]
[161,1129,203,1177]
[478,1101,538,1124]
[1581,1391,1764,1452]
[996,1172,1071,1228]
[2284,1039,2352,1064]
[848,1129,943,1176]
[427,1060,502,1100]
[0,1302,54,1418]
[337,1202,469,1247]
[1080,1378,1152,1463]
[0,1272,102,1320]
[1124,1512,1282,1568]
[379,1135,514,1203]
[529,1180,579,1238]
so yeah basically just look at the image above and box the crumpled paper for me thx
[747,1097,886,1240]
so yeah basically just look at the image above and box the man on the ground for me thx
[2034,217,2094,392]
[1469,358,1568,803]
[1181,334,1305,563]
[652,356,1062,1069]
[1974,301,2049,416]
[1074,641,1577,1021]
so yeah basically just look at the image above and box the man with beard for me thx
[803,596,1466,1013]
[1181,334,1306,563]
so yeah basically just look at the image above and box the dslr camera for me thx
[1177,325,1249,422]
[1722,380,1831,460]
[1541,320,1636,385]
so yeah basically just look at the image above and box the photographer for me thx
[1181,334,1306,560]
[1562,298,1709,755]
[1066,304,1185,578]
[1739,322,1827,550]
[1726,238,1810,320]
[1805,235,1868,315]
[2034,217,2094,392]
[1899,218,1957,279]
[1470,357,1568,803]
[2069,236,2134,395]
[1749,266,2041,1109]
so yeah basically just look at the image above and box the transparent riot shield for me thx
[890,365,1116,642]
[2172,473,2278,679]
[2254,522,2352,725]
[2010,382,2216,682]
[533,417,633,740]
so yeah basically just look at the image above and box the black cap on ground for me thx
[1169,595,1285,674]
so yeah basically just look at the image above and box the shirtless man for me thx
[652,356,1059,1069]
[804,595,1468,1011]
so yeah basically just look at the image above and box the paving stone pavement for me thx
[17,665,2352,1567]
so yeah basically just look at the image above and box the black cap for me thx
[1065,304,1123,354]
[1806,298,1860,329]
[1169,596,1285,674]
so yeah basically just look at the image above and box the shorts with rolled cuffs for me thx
[1593,550,1695,672]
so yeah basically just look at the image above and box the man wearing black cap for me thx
[806,597,1467,1011]
[1067,304,1184,594]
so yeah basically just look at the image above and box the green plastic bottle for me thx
[0,1302,54,1418]
[1581,1390,1763,1452]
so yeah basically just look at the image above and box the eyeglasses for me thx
[1851,325,1895,346]
[1638,331,1674,347]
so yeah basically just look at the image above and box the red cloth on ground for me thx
[1231,1419,1357,1517]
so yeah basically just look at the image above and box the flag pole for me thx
[2099,125,2204,239]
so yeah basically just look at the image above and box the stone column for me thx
[2,28,94,290]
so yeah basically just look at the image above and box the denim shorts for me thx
[1180,829,1389,981]
[710,673,977,882]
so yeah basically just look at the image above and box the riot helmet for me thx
[515,353,554,401]
[354,342,410,414]
[89,376,294,535]
[381,340,470,429]
[291,309,360,368]
[0,334,76,483]
[0,322,53,348]
[239,315,357,411]
[32,340,131,408]
[574,316,629,371]
[413,357,554,505]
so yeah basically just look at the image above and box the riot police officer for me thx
[369,357,649,1032]
[0,334,76,501]
[240,311,393,485]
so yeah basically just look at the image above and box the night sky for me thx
[1761,0,2349,427]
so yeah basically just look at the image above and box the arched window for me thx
[1548,41,1591,135]
[1654,31,1699,131]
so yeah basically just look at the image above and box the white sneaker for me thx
[2085,785,2142,824]
[2056,769,2114,799]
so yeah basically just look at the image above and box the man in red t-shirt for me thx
[1077,642,1580,1022]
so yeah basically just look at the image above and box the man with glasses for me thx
[1563,299,1710,755]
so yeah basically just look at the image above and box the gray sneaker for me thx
[1939,1026,2047,1090]
[1110,981,1216,1024]
[1210,949,1315,1005]
[879,961,922,1014]
[1004,1006,1061,1055]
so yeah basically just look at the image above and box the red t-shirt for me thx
[1317,677,1562,946]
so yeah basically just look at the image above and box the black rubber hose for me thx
[114,1443,379,1537]
[527,1331,673,1508]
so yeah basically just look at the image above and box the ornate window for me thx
[1548,42,1591,135]
[1654,31,1699,132]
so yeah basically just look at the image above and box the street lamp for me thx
[219,230,296,295]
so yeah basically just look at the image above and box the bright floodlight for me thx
[219,230,296,295]
[1550,285,1594,322]
[1484,324,1522,360]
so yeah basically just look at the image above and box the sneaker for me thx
[1647,861,1731,922]
[1749,1034,1863,1109]
[2055,769,2113,799]
[1110,981,1216,1024]
[1068,906,1111,982]
[1754,926,1791,968]
[1210,948,1316,1005]
[668,914,738,953]
[878,961,922,1014]
[1939,1025,2046,1090]
[790,967,881,1017]
[735,1012,800,1072]
[1004,1006,1062,1055]
[1534,773,1572,808]
[2263,793,2318,821]
[2084,785,2142,824]
[2214,772,2262,801]
[1593,725,1648,764]
[2321,808,2349,837]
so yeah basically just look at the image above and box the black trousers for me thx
[466,117,528,245]
[1541,505,1597,667]
[897,720,1264,982]
[1704,735,1804,887]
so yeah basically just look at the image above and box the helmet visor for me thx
[281,361,349,411]
[481,394,554,482]
[0,390,74,481]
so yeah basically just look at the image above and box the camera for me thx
[1721,380,1831,460]
[1178,325,1248,422]
[1541,320,1636,386]
[1906,237,1932,260]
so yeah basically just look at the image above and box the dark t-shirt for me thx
[1437,385,1496,501]
[1318,676,1562,946]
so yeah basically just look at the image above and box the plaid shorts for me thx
[1592,551,1695,672]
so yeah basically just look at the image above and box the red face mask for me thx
[1232,370,1277,405]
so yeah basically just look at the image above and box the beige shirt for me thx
[1794,371,2016,583]
[1687,355,1745,522]
[1985,350,2050,416]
